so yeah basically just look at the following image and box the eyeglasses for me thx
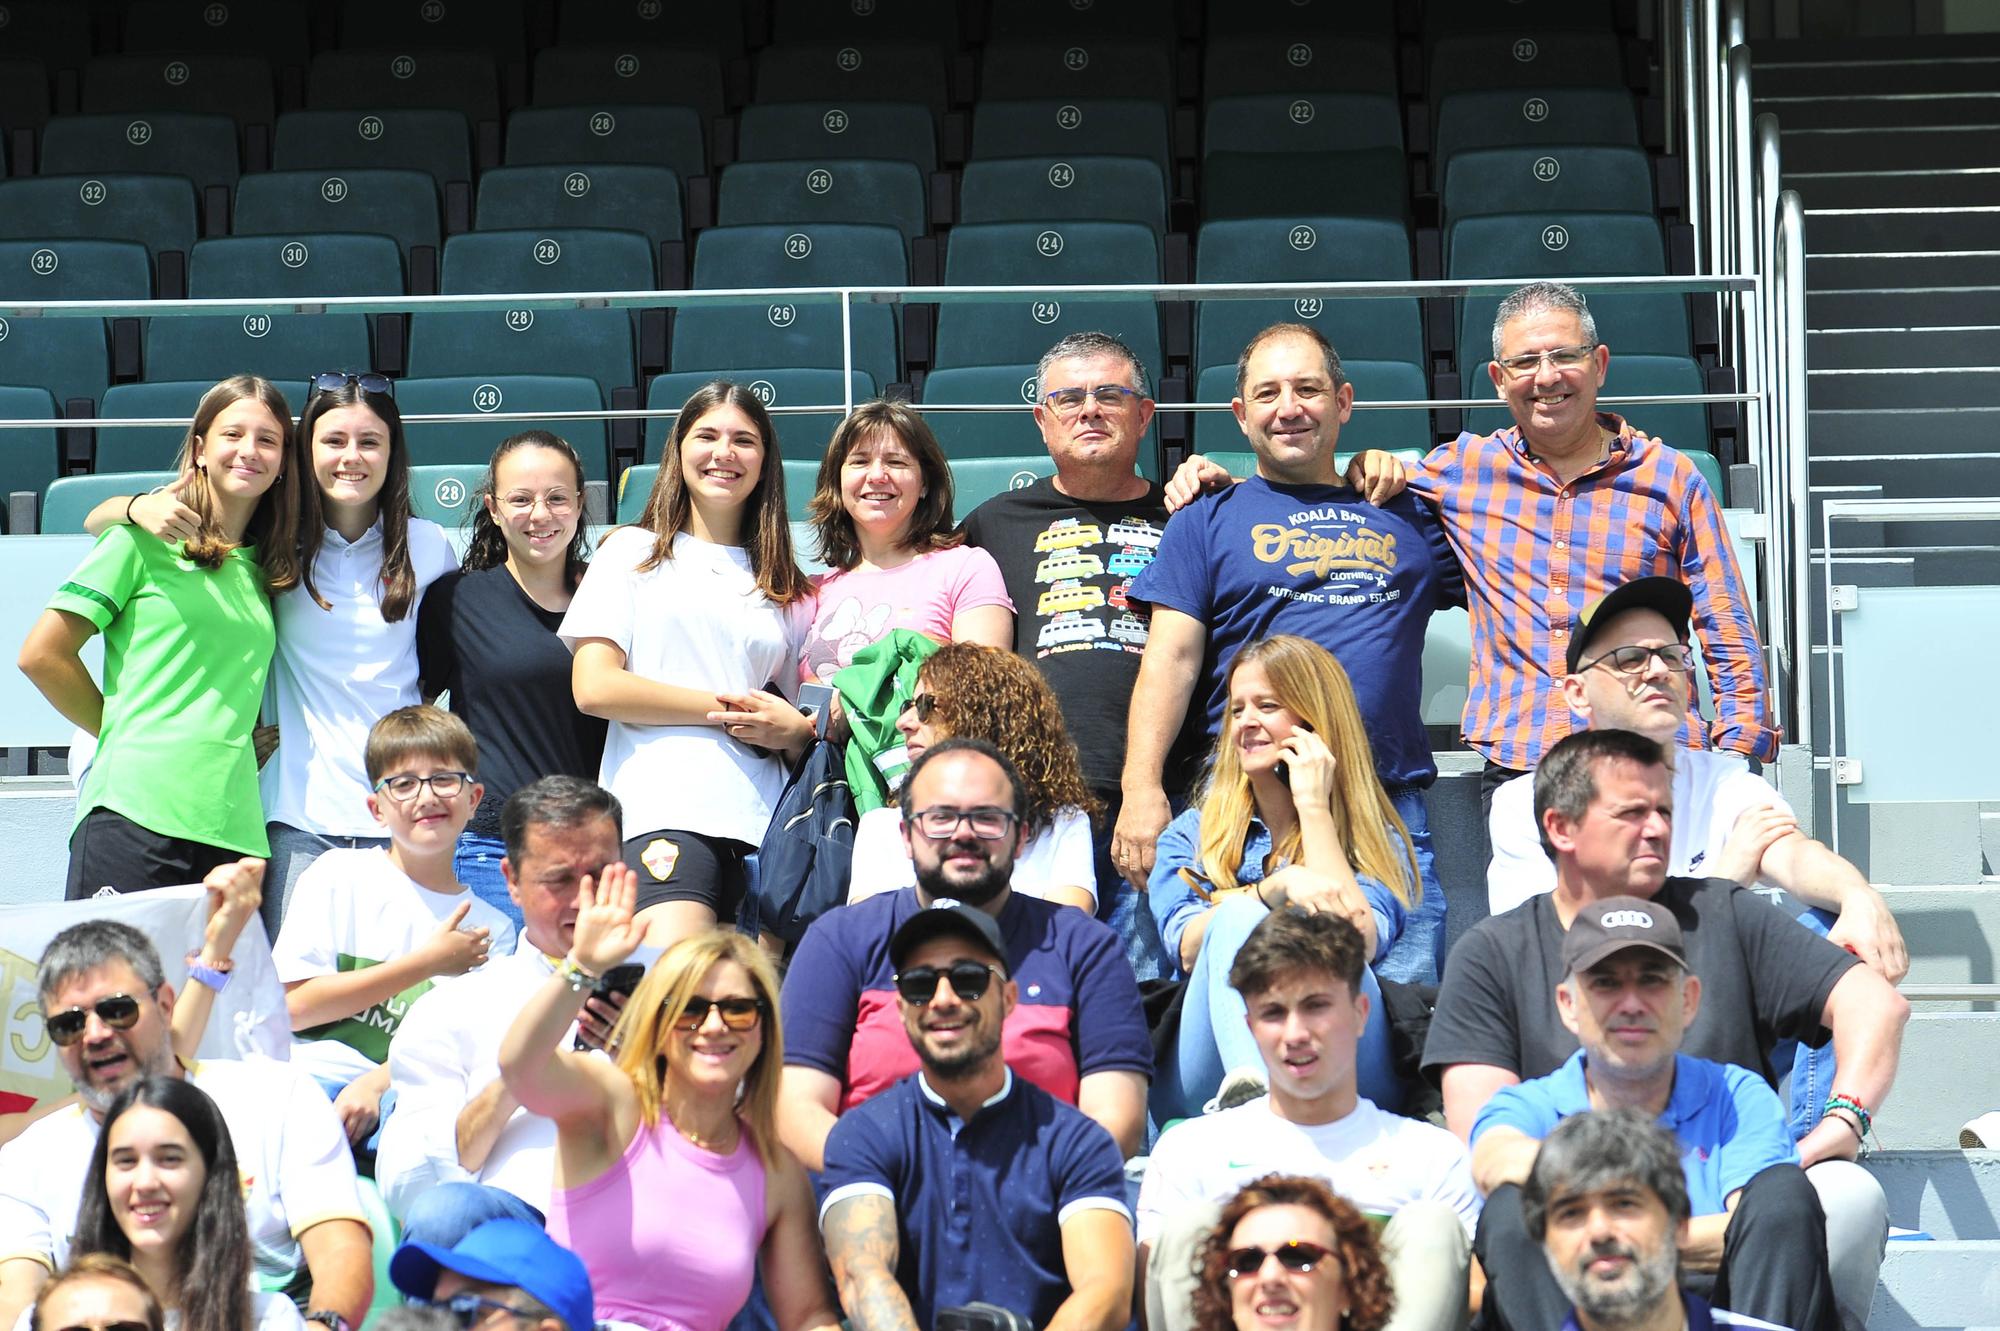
[499,490,577,515]
[908,805,1018,840]
[1494,343,1598,378]
[1581,643,1696,676]
[899,692,937,723]
[374,771,473,801]
[414,1293,541,1327]
[1043,384,1144,418]
[309,370,395,397]
[1225,1241,1337,1280]
[673,995,767,1031]
[44,993,142,1047]
[893,961,1000,1004]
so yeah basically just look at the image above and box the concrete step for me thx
[1811,453,2000,503]
[1781,125,2000,174]
[1807,365,2000,409]
[1806,405,2000,455]
[1865,1149,2000,1240]
[1877,885,2000,998]
[1808,325,2000,370]
[1789,168,2000,211]
[1872,1239,2000,1329]
[1808,208,2000,255]
[1876,1013,2000,1148]
[1759,92,2000,131]
[1809,287,2000,330]
[1808,252,2000,290]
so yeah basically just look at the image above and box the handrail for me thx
[1680,0,1705,270]
[1755,113,1794,741]
[1702,0,1728,278]
[1778,189,1812,756]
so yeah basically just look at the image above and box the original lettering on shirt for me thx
[1026,515,1164,657]
[1250,505,1403,607]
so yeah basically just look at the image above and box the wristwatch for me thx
[303,1312,351,1331]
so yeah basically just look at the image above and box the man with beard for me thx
[819,900,1135,1331]
[1522,1110,1797,1331]
[779,738,1152,1166]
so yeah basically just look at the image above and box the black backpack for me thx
[743,739,856,946]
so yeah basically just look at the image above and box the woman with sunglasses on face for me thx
[498,867,840,1331]
[1190,1175,1393,1331]
[419,430,608,929]
[26,1253,164,1331]
[847,644,1101,912]
[68,1077,306,1331]
[28,376,304,897]
[563,382,815,953]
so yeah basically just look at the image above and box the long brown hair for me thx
[918,643,1102,836]
[1191,1174,1395,1331]
[634,381,808,605]
[462,429,591,589]
[295,378,421,620]
[177,376,303,590]
[806,399,962,571]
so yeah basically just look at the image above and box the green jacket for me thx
[831,629,940,814]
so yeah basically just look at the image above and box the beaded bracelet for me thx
[1824,1092,1872,1139]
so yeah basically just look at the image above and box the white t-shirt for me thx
[1133,1096,1482,1243]
[13,1289,306,1331]
[847,805,1099,907]
[0,1059,364,1281]
[272,847,517,1084]
[1487,750,1794,914]
[558,527,812,845]
[261,517,457,836]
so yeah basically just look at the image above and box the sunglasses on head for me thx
[672,995,767,1032]
[1226,1241,1337,1280]
[44,993,142,1047]
[893,961,999,1004]
[309,370,394,397]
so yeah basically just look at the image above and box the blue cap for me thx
[389,1218,593,1331]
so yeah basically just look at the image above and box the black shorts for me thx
[622,827,752,918]
[67,807,242,900]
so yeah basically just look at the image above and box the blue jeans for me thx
[1092,793,1173,983]
[1776,906,1841,1140]
[1377,786,1445,986]
[455,831,523,932]
[399,1182,546,1247]
[263,822,391,938]
[1154,894,1400,1124]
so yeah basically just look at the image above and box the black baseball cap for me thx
[889,900,1010,976]
[1562,895,1688,975]
[1566,576,1695,674]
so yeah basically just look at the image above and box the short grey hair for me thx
[1491,280,1600,360]
[1235,322,1348,397]
[1521,1108,1690,1240]
[1035,331,1149,400]
[37,920,166,1005]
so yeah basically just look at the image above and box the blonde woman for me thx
[1148,635,1419,1120]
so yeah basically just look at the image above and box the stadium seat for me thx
[1190,448,1424,483]
[985,0,1163,38]
[397,374,612,478]
[408,462,488,530]
[504,105,705,182]
[0,239,151,412]
[769,0,958,48]
[921,365,1162,476]
[1202,93,1403,157]
[618,462,805,526]
[980,40,1177,102]
[674,223,906,392]
[1465,351,1714,456]
[81,56,277,129]
[144,234,402,386]
[1201,148,1408,222]
[933,221,1164,385]
[753,44,950,121]
[1443,144,1655,220]
[0,176,198,270]
[42,471,178,535]
[234,169,443,267]
[1423,0,1615,31]
[558,0,748,55]
[533,46,724,121]
[1203,35,1399,98]
[644,369,873,463]
[1433,87,1640,167]
[0,387,65,527]
[337,0,527,63]
[275,110,472,195]
[98,381,212,474]
[306,50,501,125]
[949,455,1058,515]
[120,1,311,66]
[0,2,92,70]
[1194,216,1423,369]
[718,160,925,243]
[1427,32,1628,97]
[409,229,654,397]
[1193,360,1434,456]
[736,102,937,174]
[40,112,241,195]
[1448,211,1690,360]
[970,100,1170,181]
[476,164,684,259]
[958,156,1166,235]
[1207,0,1396,36]
[0,59,51,137]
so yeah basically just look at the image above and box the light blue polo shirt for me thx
[1472,1050,1798,1214]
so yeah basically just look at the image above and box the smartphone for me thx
[573,963,645,1051]
[936,1305,1033,1331]
[1274,721,1314,786]
[797,682,837,739]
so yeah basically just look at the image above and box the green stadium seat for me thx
[234,169,442,265]
[1206,0,1395,36]
[737,102,937,174]
[276,110,472,195]
[533,46,724,120]
[1188,448,1424,482]
[1686,447,1725,498]
[120,1,311,65]
[1201,148,1407,222]
[0,176,198,267]
[616,462,653,522]
[476,164,684,257]
[408,462,488,530]
[959,156,1166,235]
[1428,32,1628,98]
[98,381,212,474]
[397,374,612,479]
[559,0,748,56]
[337,0,527,63]
[1202,93,1403,157]
[81,56,277,128]
[0,59,51,135]
[753,44,950,122]
[949,455,1058,515]
[1448,211,1689,360]
[306,50,501,124]
[0,2,92,69]
[985,0,1162,38]
[409,229,653,397]
[674,223,905,392]
[1203,35,1398,98]
[934,221,1163,385]
[1465,352,1714,455]
[42,470,177,535]
[718,160,925,243]
[0,387,65,527]
[0,239,151,412]
[921,365,1162,477]
[1433,87,1640,167]
[770,0,957,48]
[1423,0,1615,31]
[504,105,705,182]
[1443,145,1654,220]
[644,368,874,463]
[980,40,1176,102]
[621,457,818,526]
[1195,216,1422,369]
[41,112,241,194]
[1194,360,1433,456]
[970,100,1169,181]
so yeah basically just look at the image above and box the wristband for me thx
[183,952,232,993]
[556,955,599,993]
[1824,1092,1872,1139]
[124,493,139,524]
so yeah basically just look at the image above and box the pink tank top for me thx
[547,1116,769,1331]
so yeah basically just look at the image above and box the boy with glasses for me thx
[274,705,515,1147]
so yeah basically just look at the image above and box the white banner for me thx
[0,885,290,1116]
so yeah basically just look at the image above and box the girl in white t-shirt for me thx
[561,381,816,949]
[848,643,1101,911]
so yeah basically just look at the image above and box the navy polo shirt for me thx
[819,1070,1132,1330]
[1564,1291,1792,1331]
[1473,1051,1797,1214]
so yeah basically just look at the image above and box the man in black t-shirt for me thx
[961,330,1179,979]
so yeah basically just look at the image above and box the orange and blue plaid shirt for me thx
[1405,413,1775,769]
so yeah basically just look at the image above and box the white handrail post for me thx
[841,289,854,413]
[1779,190,1813,759]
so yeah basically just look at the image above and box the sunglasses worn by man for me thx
[44,993,143,1047]
[892,961,1002,1005]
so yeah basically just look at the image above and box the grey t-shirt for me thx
[1421,876,1859,1086]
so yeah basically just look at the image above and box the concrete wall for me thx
[0,780,76,906]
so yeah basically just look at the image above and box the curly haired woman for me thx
[1189,1174,1394,1331]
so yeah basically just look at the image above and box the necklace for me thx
[666,1103,739,1153]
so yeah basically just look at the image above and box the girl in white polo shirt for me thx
[561,381,816,951]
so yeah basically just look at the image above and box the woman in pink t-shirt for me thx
[797,400,1013,684]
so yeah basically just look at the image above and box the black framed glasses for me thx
[1494,343,1599,379]
[1225,1241,1337,1280]
[893,961,1000,1004]
[908,805,1018,840]
[374,771,472,801]
[899,692,937,723]
[44,993,142,1047]
[1043,384,1143,417]
[309,370,394,397]
[414,1293,542,1327]
[673,995,767,1031]
[1581,643,1696,676]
